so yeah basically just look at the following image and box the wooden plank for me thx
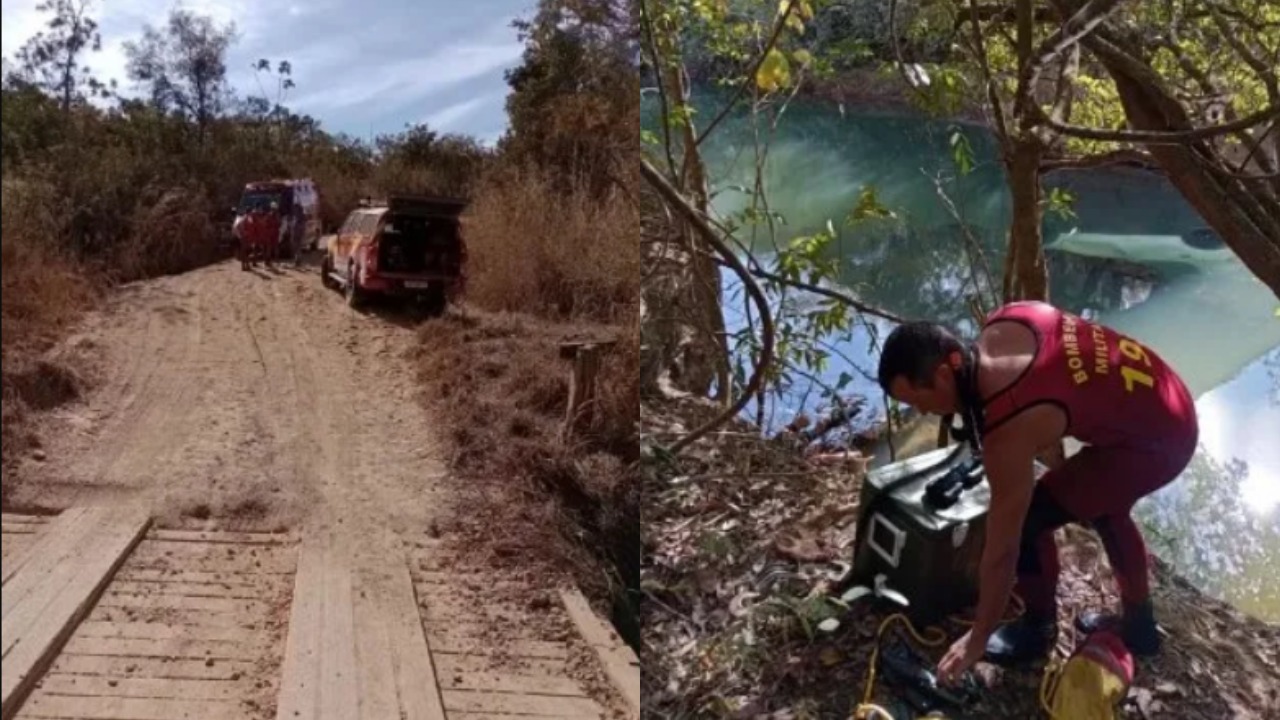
[1,536,36,569]
[381,559,447,720]
[352,568,399,720]
[15,694,243,720]
[62,635,261,662]
[426,636,569,660]
[127,539,295,565]
[450,715,592,720]
[317,535,357,720]
[48,654,254,682]
[433,654,567,680]
[413,571,520,586]
[0,515,50,525]
[115,568,290,589]
[121,551,296,576]
[106,579,269,600]
[419,620,542,642]
[1,506,151,720]
[148,529,295,546]
[87,604,264,629]
[1,507,91,589]
[438,668,586,697]
[75,621,269,646]
[560,587,640,718]
[414,594,529,623]
[414,581,527,598]
[273,530,326,720]
[31,674,249,701]
[441,689,602,717]
[96,591,270,615]
[0,524,38,535]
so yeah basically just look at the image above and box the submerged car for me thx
[321,195,468,313]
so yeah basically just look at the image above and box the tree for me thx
[373,124,492,197]
[123,9,236,146]
[504,0,637,192]
[899,0,1280,300]
[10,0,112,114]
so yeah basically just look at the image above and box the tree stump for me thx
[560,341,613,443]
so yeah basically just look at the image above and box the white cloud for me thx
[1,0,49,58]
[285,27,522,117]
[2,0,527,139]
[422,95,494,132]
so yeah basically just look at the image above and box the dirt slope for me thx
[6,259,451,539]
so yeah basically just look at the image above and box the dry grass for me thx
[1,180,99,359]
[414,308,638,645]
[0,175,225,495]
[463,166,638,325]
[420,162,639,644]
[1,179,99,494]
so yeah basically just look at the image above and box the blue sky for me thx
[0,0,536,144]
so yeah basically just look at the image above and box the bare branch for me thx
[743,266,911,324]
[641,157,775,455]
[1014,0,1124,123]
[1049,44,1079,125]
[1038,103,1280,144]
[1208,4,1279,101]
[925,171,998,312]
[695,0,798,147]
[1235,122,1279,174]
[1041,147,1157,170]
[965,0,1012,151]
[638,0,677,178]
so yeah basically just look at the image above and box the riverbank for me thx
[641,396,1280,719]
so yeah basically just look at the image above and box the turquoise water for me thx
[647,91,1280,620]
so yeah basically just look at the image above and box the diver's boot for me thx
[1074,599,1161,657]
[984,614,1057,666]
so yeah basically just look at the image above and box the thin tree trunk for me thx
[1004,138,1050,302]
[664,63,733,401]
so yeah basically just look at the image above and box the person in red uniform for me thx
[238,203,283,270]
[876,301,1198,683]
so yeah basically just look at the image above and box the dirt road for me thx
[11,258,450,539]
[5,259,633,719]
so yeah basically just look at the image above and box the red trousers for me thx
[1014,423,1198,617]
[240,215,281,262]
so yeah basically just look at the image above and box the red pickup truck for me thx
[320,195,468,314]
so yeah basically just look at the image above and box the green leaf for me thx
[756,48,791,93]
[1045,187,1078,220]
[640,129,658,146]
[848,185,896,222]
[950,130,975,176]
[793,49,813,68]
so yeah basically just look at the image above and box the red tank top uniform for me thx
[979,301,1197,453]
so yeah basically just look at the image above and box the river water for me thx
[647,92,1280,621]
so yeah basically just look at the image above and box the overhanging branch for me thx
[742,266,911,324]
[694,0,797,147]
[1041,148,1157,170]
[640,157,775,455]
[1038,103,1280,144]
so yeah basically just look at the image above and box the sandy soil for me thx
[7,258,451,542]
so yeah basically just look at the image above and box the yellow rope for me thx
[849,595,1078,720]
